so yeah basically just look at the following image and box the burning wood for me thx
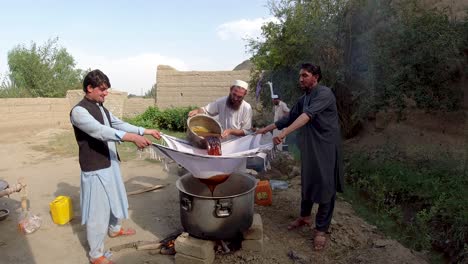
[111,229,182,255]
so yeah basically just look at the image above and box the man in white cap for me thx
[188,80,252,140]
[272,94,290,150]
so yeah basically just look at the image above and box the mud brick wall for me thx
[123,98,155,118]
[156,65,252,109]
[0,98,71,132]
[66,90,154,118]
[0,91,154,134]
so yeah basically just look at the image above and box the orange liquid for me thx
[198,174,230,196]
[206,136,222,156]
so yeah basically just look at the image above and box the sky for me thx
[0,0,274,95]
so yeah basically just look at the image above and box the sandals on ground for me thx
[313,229,327,251]
[287,217,311,230]
[90,256,114,264]
[108,227,136,238]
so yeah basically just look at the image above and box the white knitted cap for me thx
[232,80,248,90]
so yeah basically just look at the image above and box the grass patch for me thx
[342,185,448,264]
[344,149,467,263]
[32,130,78,157]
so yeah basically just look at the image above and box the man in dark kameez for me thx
[257,63,343,251]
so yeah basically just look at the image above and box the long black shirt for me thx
[276,85,343,203]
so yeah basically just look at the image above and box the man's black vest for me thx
[71,97,116,172]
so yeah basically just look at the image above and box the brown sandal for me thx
[313,230,327,251]
[287,217,311,230]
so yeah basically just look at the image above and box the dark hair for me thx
[301,63,322,82]
[83,69,111,93]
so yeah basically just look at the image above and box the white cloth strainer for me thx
[152,134,273,179]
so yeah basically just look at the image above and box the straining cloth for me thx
[152,134,273,178]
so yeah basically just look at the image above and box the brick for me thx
[174,232,215,260]
[242,213,263,240]
[175,253,214,264]
[241,236,264,252]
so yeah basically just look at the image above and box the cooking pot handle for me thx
[215,199,232,218]
[181,197,192,212]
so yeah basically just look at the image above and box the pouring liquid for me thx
[198,174,230,196]
[199,136,227,196]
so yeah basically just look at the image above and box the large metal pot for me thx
[176,172,257,240]
[186,115,222,149]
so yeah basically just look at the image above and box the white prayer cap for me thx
[272,94,279,99]
[232,80,248,90]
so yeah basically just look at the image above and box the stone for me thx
[242,236,264,252]
[175,253,214,264]
[174,232,215,260]
[242,213,263,240]
[373,239,393,248]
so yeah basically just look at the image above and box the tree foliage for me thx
[248,0,467,137]
[6,37,84,97]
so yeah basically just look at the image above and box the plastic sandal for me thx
[313,230,327,251]
[90,256,114,264]
[109,227,136,238]
[287,217,311,230]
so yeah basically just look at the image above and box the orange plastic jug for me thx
[50,196,73,225]
[255,180,272,206]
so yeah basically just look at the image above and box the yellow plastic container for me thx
[50,196,73,225]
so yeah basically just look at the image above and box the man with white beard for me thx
[188,80,252,141]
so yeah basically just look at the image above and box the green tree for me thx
[248,0,466,137]
[7,37,83,97]
[144,83,157,99]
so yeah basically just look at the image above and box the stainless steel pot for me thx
[176,172,257,240]
[186,115,222,149]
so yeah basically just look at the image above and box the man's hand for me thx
[145,129,161,140]
[256,127,268,135]
[273,131,286,145]
[123,133,152,149]
[188,109,200,117]
[221,129,231,139]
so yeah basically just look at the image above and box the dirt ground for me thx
[0,128,429,264]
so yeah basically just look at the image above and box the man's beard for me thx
[226,95,243,110]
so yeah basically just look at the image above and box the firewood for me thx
[126,184,165,196]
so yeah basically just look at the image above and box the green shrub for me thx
[346,151,467,262]
[127,106,197,132]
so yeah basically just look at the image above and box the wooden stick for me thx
[110,241,152,252]
[137,242,162,250]
[0,183,25,198]
[127,184,165,196]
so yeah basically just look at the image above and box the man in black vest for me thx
[70,69,161,264]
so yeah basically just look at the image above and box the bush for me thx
[127,106,197,132]
[346,151,467,262]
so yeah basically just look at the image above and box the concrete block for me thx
[174,232,215,260]
[175,253,214,264]
[242,213,263,240]
[241,236,264,252]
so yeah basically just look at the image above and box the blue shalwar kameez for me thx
[71,104,145,259]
